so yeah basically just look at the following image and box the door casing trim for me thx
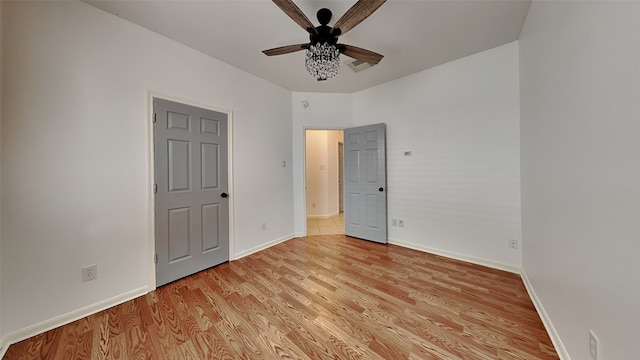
[147,91,234,290]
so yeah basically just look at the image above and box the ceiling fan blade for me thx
[262,43,308,56]
[333,0,386,36]
[340,44,384,65]
[340,44,384,64]
[272,0,316,33]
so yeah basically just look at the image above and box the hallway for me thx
[306,213,344,235]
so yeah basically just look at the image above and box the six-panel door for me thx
[344,123,387,244]
[154,98,229,286]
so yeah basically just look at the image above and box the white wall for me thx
[305,130,329,217]
[519,2,640,359]
[353,42,522,272]
[0,0,292,344]
[292,93,352,235]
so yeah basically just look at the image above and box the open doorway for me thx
[305,129,344,235]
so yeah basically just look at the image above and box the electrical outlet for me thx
[261,222,267,231]
[589,330,599,360]
[82,264,98,282]
[509,239,519,249]
[398,220,405,228]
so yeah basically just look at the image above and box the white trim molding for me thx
[0,240,568,360]
[520,270,570,360]
[0,286,149,358]
[388,238,521,274]
[390,238,567,359]
[306,212,340,220]
[233,234,295,260]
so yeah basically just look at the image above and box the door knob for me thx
[379,187,384,192]
[221,192,228,198]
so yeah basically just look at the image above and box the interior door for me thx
[154,98,229,286]
[344,123,387,243]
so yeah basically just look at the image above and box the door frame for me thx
[302,126,344,236]
[147,92,234,289]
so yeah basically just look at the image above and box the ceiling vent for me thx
[345,59,375,73]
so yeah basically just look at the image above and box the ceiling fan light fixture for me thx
[305,42,340,81]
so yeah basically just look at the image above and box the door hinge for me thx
[153,184,157,193]
[153,113,157,123]
[154,254,158,264]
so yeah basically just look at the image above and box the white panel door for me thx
[154,98,229,286]
[344,123,387,243]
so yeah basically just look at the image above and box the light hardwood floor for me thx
[4,235,558,359]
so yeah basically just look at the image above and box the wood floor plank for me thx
[107,333,128,360]
[189,331,236,360]
[4,235,558,359]
[90,312,109,360]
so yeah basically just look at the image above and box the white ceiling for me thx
[84,0,531,93]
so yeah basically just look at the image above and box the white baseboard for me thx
[232,234,294,260]
[388,238,521,274]
[389,238,567,358]
[0,239,566,360]
[520,270,570,360]
[0,285,149,358]
[306,212,340,220]
[0,235,296,355]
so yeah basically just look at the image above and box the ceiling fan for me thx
[263,0,386,81]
